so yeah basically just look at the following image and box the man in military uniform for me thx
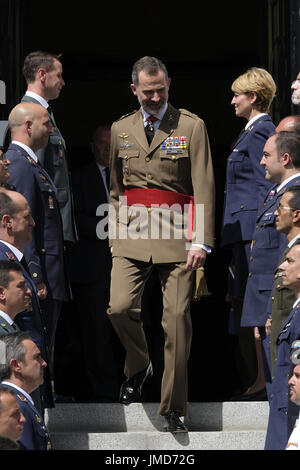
[0,260,31,335]
[266,187,300,372]
[21,50,77,244]
[0,385,25,444]
[0,190,52,410]
[107,56,215,433]
[264,243,300,449]
[4,102,70,377]
[0,332,51,450]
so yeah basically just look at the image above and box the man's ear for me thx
[37,67,47,84]
[1,214,12,229]
[0,285,6,302]
[130,83,137,96]
[9,358,21,373]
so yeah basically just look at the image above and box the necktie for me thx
[145,116,158,145]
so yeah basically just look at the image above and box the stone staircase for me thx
[45,401,269,450]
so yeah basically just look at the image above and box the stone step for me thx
[50,430,267,451]
[45,402,269,433]
[45,402,269,450]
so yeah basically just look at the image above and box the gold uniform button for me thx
[147,207,151,213]
[41,249,46,253]
[145,157,150,162]
[147,174,153,180]
[33,273,38,278]
[171,155,176,160]
[248,272,252,277]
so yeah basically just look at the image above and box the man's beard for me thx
[292,92,300,106]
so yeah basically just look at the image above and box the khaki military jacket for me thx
[109,104,215,263]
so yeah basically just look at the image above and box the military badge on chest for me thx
[161,136,187,154]
[119,133,133,149]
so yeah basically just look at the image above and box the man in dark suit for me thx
[58,124,120,402]
[0,189,53,409]
[21,50,77,244]
[0,260,31,335]
[0,332,52,450]
[4,102,70,380]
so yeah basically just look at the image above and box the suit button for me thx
[240,205,244,209]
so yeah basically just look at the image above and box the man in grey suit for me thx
[0,260,31,335]
[21,50,77,243]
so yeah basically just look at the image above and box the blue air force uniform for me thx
[241,175,300,328]
[0,382,52,450]
[0,242,53,408]
[222,115,274,246]
[264,301,300,450]
[5,143,71,354]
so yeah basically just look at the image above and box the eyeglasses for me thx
[277,203,298,213]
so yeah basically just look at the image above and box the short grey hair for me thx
[0,332,32,381]
[131,56,168,86]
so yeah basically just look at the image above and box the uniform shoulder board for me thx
[178,108,200,120]
[116,110,137,122]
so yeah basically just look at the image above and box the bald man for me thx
[276,115,300,132]
[4,102,71,381]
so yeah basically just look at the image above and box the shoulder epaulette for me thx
[116,110,137,122]
[178,108,199,120]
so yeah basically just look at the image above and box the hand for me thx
[186,247,207,271]
[265,318,272,336]
[36,282,48,300]
[254,326,260,340]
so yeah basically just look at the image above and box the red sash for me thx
[124,188,194,240]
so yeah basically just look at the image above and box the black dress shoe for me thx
[164,411,188,433]
[119,361,153,405]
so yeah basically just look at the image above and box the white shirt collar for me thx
[0,310,14,325]
[142,102,168,124]
[1,381,34,405]
[245,113,267,130]
[288,233,300,248]
[0,240,23,261]
[293,297,300,309]
[25,91,48,109]
[276,173,300,193]
[11,141,38,163]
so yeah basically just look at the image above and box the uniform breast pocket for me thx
[227,153,250,183]
[48,134,65,166]
[159,150,190,182]
[118,149,140,181]
[259,213,280,248]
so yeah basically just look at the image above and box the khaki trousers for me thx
[107,256,194,416]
